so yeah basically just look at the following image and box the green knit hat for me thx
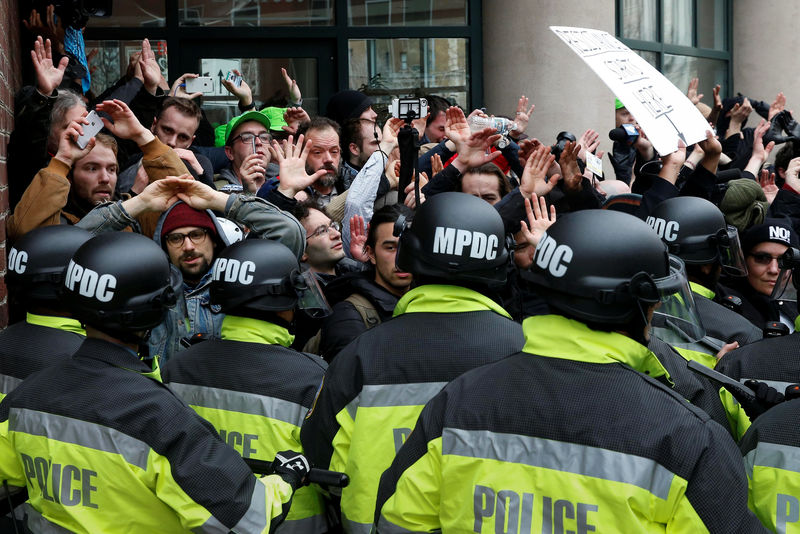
[719,178,769,233]
[615,98,626,110]
[261,107,288,132]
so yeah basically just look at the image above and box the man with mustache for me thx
[295,117,343,207]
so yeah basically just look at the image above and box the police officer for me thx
[300,192,525,533]
[1,225,91,401]
[162,239,330,533]
[647,196,762,364]
[0,232,308,532]
[374,209,766,533]
[739,398,800,532]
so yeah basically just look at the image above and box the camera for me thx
[27,0,112,28]
[391,98,428,122]
[550,131,577,162]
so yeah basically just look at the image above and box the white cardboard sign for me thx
[550,26,711,155]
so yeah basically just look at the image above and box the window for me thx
[616,0,730,100]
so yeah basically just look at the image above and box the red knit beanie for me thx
[160,203,218,243]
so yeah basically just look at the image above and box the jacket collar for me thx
[220,315,295,347]
[689,281,716,300]
[393,284,512,319]
[76,338,162,382]
[522,315,671,382]
[26,313,86,336]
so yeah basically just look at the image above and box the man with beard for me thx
[7,99,187,241]
[294,117,343,206]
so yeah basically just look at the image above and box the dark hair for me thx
[366,204,413,250]
[297,116,341,139]
[461,163,512,198]
[157,96,202,124]
[341,117,367,157]
[424,95,450,127]
[291,198,324,223]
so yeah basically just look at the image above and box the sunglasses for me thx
[749,252,783,265]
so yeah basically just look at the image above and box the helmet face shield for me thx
[770,247,800,301]
[650,256,706,345]
[293,270,332,319]
[716,225,747,277]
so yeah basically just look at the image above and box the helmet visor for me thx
[293,270,332,319]
[650,256,706,345]
[716,225,747,277]
[770,247,800,301]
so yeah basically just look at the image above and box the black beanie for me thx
[741,218,799,253]
[325,90,373,126]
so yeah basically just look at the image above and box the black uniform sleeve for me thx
[683,419,769,532]
[421,163,462,197]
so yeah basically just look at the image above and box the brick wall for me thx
[0,0,21,328]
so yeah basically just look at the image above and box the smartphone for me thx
[76,111,104,149]
[391,97,428,120]
[185,76,214,93]
[226,71,243,88]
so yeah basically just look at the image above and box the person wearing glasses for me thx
[719,218,799,331]
[76,136,313,363]
[219,110,273,194]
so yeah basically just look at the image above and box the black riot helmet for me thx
[210,239,331,318]
[395,192,509,288]
[524,210,705,344]
[7,225,92,304]
[60,233,181,335]
[646,196,747,276]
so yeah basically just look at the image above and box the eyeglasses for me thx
[749,252,784,265]
[231,132,270,144]
[307,221,341,240]
[165,228,209,247]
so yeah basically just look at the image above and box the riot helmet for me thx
[524,210,704,344]
[647,197,746,275]
[395,192,509,288]
[210,239,331,318]
[7,225,92,303]
[60,232,181,335]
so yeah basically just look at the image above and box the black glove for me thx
[271,450,311,490]
[736,380,785,421]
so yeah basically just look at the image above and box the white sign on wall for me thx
[550,26,711,155]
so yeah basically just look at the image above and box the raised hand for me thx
[349,215,370,262]
[576,129,600,162]
[270,135,328,198]
[132,175,194,214]
[520,145,560,199]
[222,69,253,107]
[31,36,68,96]
[431,153,444,176]
[380,117,405,154]
[769,92,787,121]
[281,67,302,104]
[171,73,203,100]
[446,106,502,170]
[510,95,535,138]
[752,119,776,163]
[283,107,310,135]
[558,141,583,193]
[95,99,154,146]
[708,84,723,127]
[139,38,162,95]
[54,114,94,167]
[687,77,703,105]
[175,176,230,211]
[239,153,267,194]
[759,169,778,204]
[519,194,556,248]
